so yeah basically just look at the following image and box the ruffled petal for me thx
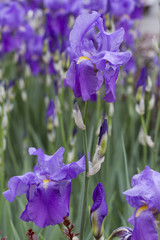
[123,166,160,211]
[51,156,86,181]
[3,172,35,202]
[92,51,131,66]
[29,147,65,174]
[97,27,125,52]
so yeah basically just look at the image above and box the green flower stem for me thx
[58,88,68,159]
[0,105,4,226]
[96,92,101,125]
[80,101,89,240]
[140,115,147,167]
[107,232,115,240]
[146,92,151,132]
[146,109,151,133]
[153,105,160,168]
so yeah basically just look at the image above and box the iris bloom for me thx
[3,147,86,228]
[66,11,131,102]
[123,166,160,239]
[90,183,107,240]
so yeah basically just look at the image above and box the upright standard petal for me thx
[29,147,65,174]
[97,28,125,52]
[69,11,101,56]
[123,166,160,211]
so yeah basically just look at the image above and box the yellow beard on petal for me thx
[43,179,50,189]
[136,205,148,217]
[77,56,90,64]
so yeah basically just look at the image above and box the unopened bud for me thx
[2,114,8,129]
[73,102,86,130]
[0,85,6,103]
[108,227,133,240]
[90,183,107,240]
[25,65,31,77]
[109,103,114,117]
[152,36,159,52]
[87,119,107,177]
[138,128,154,148]
[98,119,108,157]
[21,91,27,102]
[19,78,25,90]
[135,97,145,115]
[145,76,152,92]
[46,75,52,87]
[148,94,155,110]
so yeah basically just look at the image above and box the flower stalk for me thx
[140,115,147,166]
[153,105,160,168]
[80,101,89,240]
[0,105,4,227]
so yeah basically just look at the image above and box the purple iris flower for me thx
[157,73,160,87]
[110,0,135,18]
[0,2,26,30]
[0,2,29,54]
[66,11,131,102]
[46,99,55,122]
[108,0,143,20]
[3,147,86,228]
[43,0,81,15]
[124,56,137,74]
[90,183,107,239]
[123,166,160,239]
[24,33,43,76]
[116,16,135,49]
[131,210,158,240]
[136,66,147,92]
[82,0,108,14]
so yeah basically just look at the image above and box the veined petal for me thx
[66,60,101,101]
[21,181,71,228]
[132,211,158,240]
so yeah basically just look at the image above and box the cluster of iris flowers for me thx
[0,0,160,240]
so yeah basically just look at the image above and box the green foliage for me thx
[0,66,160,239]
